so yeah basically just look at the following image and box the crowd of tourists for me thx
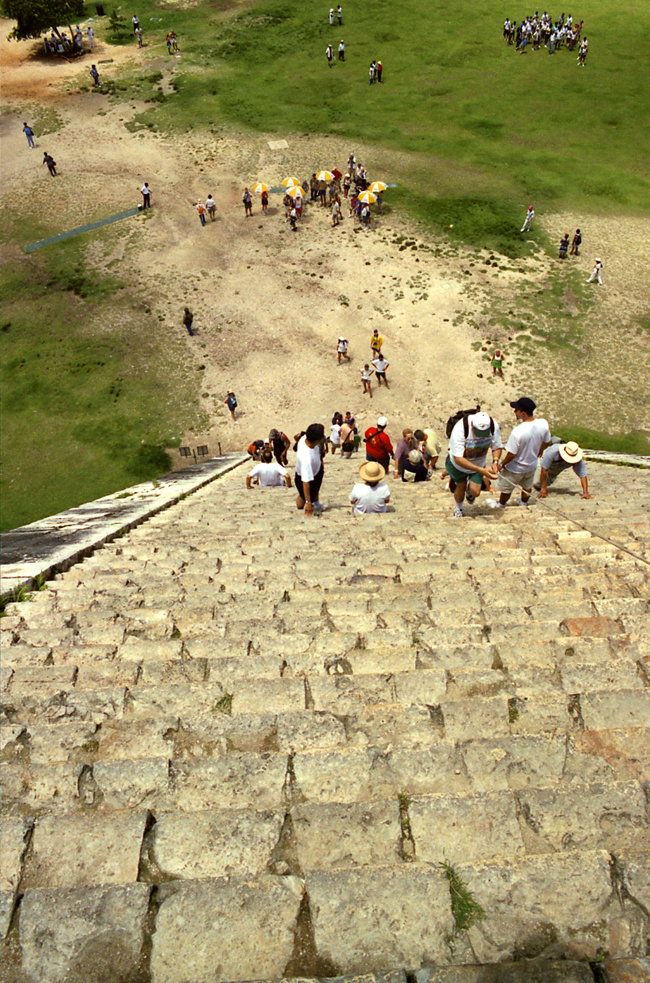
[503,12,588,61]
[243,400,591,517]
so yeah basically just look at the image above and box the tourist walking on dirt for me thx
[23,123,35,148]
[140,182,151,208]
[205,194,216,220]
[586,257,603,284]
[360,364,373,399]
[570,229,582,255]
[135,26,143,47]
[370,328,383,358]
[520,205,534,232]
[559,233,570,258]
[90,64,100,87]
[242,188,253,216]
[337,337,350,362]
[261,189,269,215]
[372,354,389,388]
[195,200,206,226]
[492,349,504,378]
[225,390,238,422]
[42,152,56,176]
[183,308,194,336]
[364,416,393,473]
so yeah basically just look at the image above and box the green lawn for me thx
[0,237,197,532]
[115,0,650,241]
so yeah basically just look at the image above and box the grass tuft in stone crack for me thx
[212,693,233,714]
[440,860,484,933]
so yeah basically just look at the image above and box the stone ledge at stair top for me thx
[0,454,249,598]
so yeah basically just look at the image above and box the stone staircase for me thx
[1,455,649,983]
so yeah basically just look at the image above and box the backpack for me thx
[445,405,494,440]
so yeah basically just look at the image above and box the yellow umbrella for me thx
[357,191,377,204]
[252,182,269,194]
[286,185,302,197]
[282,176,301,187]
[316,170,334,181]
[369,181,387,193]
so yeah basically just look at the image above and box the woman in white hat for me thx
[349,460,391,514]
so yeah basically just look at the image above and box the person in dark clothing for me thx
[42,152,57,176]
[402,449,429,482]
[183,308,194,335]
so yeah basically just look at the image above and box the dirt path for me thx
[2,22,649,456]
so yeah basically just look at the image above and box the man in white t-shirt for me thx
[445,411,503,518]
[295,423,325,515]
[349,460,390,515]
[247,449,291,489]
[492,398,550,508]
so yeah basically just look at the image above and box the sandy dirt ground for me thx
[2,22,649,461]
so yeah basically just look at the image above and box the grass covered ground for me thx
[0,234,197,532]
[116,0,650,248]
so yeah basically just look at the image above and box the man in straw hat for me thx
[349,460,391,514]
[536,440,592,499]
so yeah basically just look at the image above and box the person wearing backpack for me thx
[224,390,238,423]
[445,411,503,518]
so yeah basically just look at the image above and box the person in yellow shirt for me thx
[370,329,383,358]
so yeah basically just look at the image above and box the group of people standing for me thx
[504,11,586,60]
[42,25,94,56]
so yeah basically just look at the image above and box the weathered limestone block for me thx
[293,800,401,870]
[276,710,348,751]
[417,962,595,982]
[410,790,524,864]
[93,757,170,810]
[459,851,616,963]
[1,816,32,892]
[308,673,398,714]
[175,710,279,755]
[21,810,149,890]
[229,677,305,715]
[602,957,650,983]
[19,882,150,983]
[171,752,286,811]
[306,865,454,973]
[1,761,80,814]
[515,781,650,855]
[393,668,448,706]
[440,694,510,742]
[579,691,650,731]
[150,875,302,983]
[566,728,650,784]
[148,808,283,880]
[343,704,446,749]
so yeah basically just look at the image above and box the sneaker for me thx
[312,502,326,511]
[517,498,530,507]
[452,505,465,519]
[485,499,505,509]
[465,492,476,505]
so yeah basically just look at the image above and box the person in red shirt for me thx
[363,416,393,472]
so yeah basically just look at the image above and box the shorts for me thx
[495,466,537,493]
[445,454,482,486]
[295,470,323,503]
[375,371,386,380]
[366,452,390,472]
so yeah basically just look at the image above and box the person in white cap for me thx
[520,205,534,233]
[363,416,393,473]
[586,258,603,284]
[349,460,391,514]
[337,337,350,363]
[536,440,592,498]
[445,411,503,518]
